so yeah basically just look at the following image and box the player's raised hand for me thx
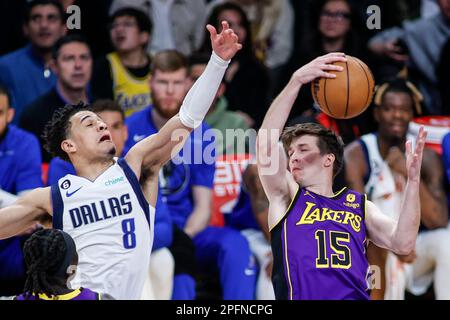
[406,126,427,182]
[206,21,242,61]
[292,52,347,85]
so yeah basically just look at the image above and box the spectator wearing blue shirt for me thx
[20,34,92,163]
[0,0,66,124]
[125,50,257,300]
[0,86,43,296]
[47,99,174,299]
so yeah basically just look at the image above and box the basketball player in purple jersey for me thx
[14,229,112,300]
[256,52,427,300]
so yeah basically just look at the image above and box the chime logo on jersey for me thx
[69,193,133,228]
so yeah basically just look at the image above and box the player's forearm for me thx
[391,180,421,254]
[0,204,40,239]
[179,52,230,129]
[257,77,302,155]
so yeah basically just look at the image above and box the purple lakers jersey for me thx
[270,187,370,300]
[15,288,101,300]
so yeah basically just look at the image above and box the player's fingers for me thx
[206,24,217,39]
[405,140,412,156]
[321,71,337,79]
[221,20,229,32]
[321,64,344,71]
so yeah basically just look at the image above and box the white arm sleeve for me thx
[179,51,230,128]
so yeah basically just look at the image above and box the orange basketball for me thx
[311,55,375,119]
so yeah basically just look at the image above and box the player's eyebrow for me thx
[80,114,93,124]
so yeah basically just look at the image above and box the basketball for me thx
[311,55,375,119]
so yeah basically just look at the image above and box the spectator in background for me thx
[207,0,294,98]
[91,7,153,117]
[47,99,175,300]
[125,50,257,300]
[0,86,43,296]
[289,0,374,145]
[368,0,450,115]
[109,0,207,56]
[0,0,66,124]
[199,2,269,129]
[20,34,92,163]
[189,53,250,156]
[345,79,450,300]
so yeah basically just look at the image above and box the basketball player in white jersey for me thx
[0,21,242,300]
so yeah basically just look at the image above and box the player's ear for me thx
[325,153,335,168]
[61,139,76,154]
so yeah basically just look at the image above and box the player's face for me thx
[217,9,247,44]
[375,91,414,141]
[288,135,332,185]
[55,42,92,91]
[150,68,189,118]
[319,0,351,40]
[24,5,66,50]
[65,111,116,160]
[439,0,450,19]
[97,111,128,157]
[110,15,149,53]
[0,94,14,135]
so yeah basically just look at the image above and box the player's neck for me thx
[74,158,115,182]
[303,175,334,197]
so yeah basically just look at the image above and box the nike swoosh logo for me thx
[244,268,256,276]
[133,134,146,142]
[66,187,82,197]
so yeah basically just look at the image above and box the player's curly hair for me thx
[281,123,344,178]
[22,229,69,299]
[42,102,92,162]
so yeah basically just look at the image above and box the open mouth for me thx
[99,133,111,142]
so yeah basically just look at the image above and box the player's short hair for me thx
[42,102,92,162]
[52,34,91,60]
[151,50,187,75]
[0,85,12,108]
[281,123,344,178]
[24,0,65,24]
[91,99,125,121]
[110,7,152,34]
[22,228,76,299]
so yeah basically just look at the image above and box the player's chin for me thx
[108,146,117,157]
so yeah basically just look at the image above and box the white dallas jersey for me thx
[51,158,154,300]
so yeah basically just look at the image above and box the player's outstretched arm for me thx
[256,53,346,207]
[126,21,241,177]
[0,187,51,239]
[366,127,426,254]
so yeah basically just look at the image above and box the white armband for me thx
[179,51,230,128]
